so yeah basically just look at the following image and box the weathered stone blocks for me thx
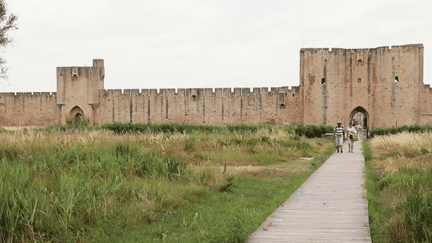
[1,44,431,128]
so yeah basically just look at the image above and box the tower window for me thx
[321,78,326,84]
[358,78,361,83]
[394,76,399,82]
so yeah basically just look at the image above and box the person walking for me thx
[333,121,345,153]
[346,123,357,153]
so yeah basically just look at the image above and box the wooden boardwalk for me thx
[247,141,371,243]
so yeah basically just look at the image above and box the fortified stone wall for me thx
[300,44,425,129]
[419,84,432,125]
[0,44,430,129]
[92,86,302,126]
[0,92,59,126]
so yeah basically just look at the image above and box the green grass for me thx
[39,121,333,139]
[362,140,373,162]
[115,178,301,242]
[363,139,386,241]
[39,121,296,135]
[294,124,333,138]
[0,125,334,242]
[111,144,335,242]
[0,141,216,242]
[364,133,432,242]
[370,124,432,137]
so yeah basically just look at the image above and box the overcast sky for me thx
[1,0,431,92]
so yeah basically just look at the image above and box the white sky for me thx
[1,0,431,92]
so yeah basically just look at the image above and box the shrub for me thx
[370,124,432,137]
[66,116,90,126]
[183,138,197,153]
[41,119,97,132]
[260,136,270,143]
[295,124,332,138]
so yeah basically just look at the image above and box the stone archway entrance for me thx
[69,106,85,122]
[349,106,369,139]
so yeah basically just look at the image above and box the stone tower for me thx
[299,44,424,129]
[56,59,105,124]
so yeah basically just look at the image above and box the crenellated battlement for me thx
[300,44,424,55]
[0,91,59,126]
[300,43,430,128]
[0,92,57,99]
[93,85,302,125]
[1,44,430,128]
[101,86,300,97]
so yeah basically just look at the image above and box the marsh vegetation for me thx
[364,132,432,242]
[0,123,334,242]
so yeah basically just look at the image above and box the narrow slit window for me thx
[321,78,326,84]
[358,78,361,83]
[394,76,399,82]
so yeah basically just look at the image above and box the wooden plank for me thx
[247,141,372,242]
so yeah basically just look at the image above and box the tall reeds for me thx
[0,124,331,242]
[365,132,432,242]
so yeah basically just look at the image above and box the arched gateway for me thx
[69,106,84,121]
[349,106,369,139]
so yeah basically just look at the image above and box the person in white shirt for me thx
[346,123,357,153]
[333,121,345,153]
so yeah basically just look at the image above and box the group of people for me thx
[333,121,357,153]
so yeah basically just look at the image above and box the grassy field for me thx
[364,132,432,242]
[0,124,334,242]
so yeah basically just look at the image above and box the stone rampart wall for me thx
[93,86,302,126]
[419,84,432,125]
[0,92,59,126]
[1,45,431,129]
